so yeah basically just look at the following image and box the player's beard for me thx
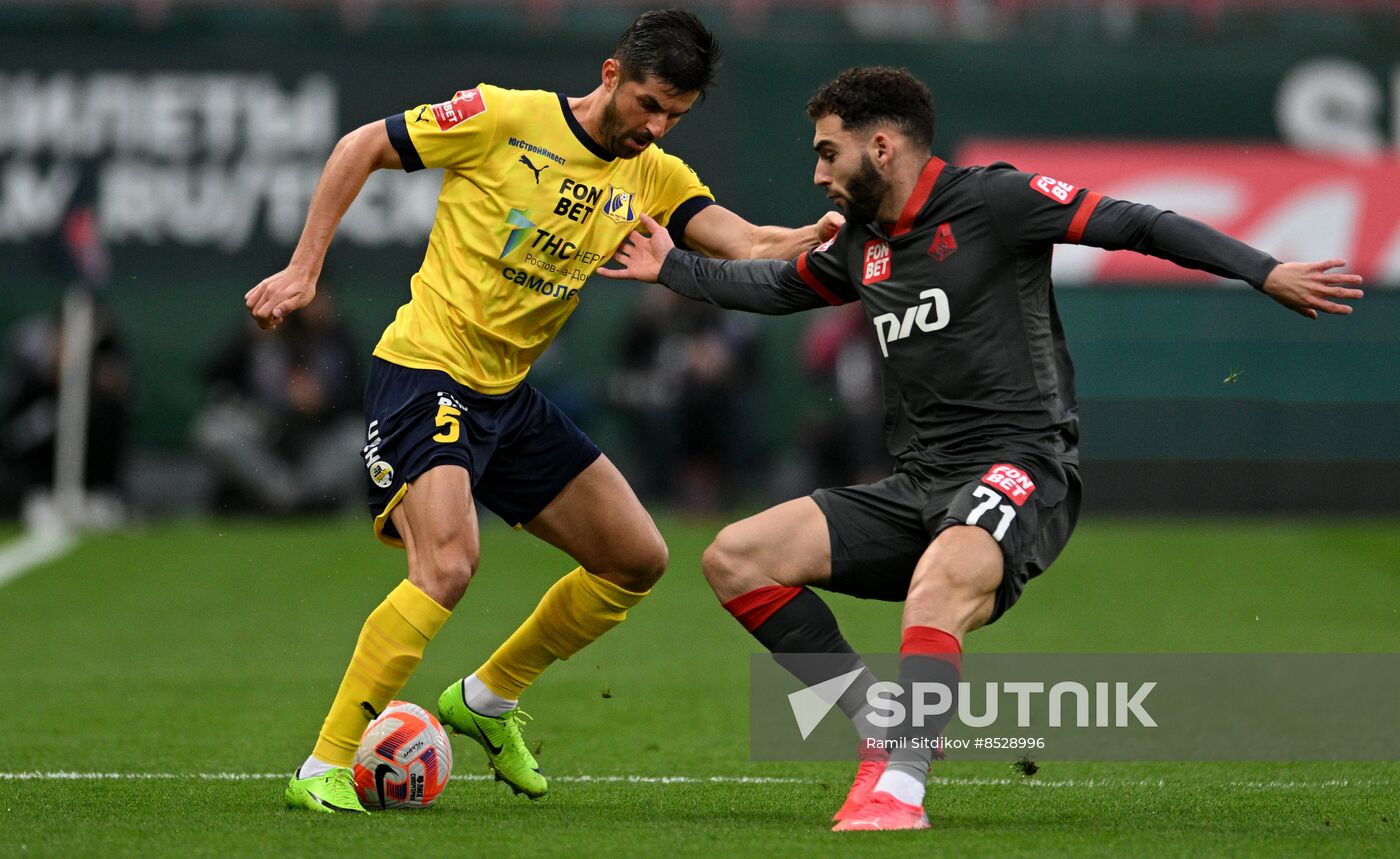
[840,153,889,225]
[599,92,653,160]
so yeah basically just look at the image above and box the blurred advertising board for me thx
[957,140,1400,286]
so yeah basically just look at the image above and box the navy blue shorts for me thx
[361,358,601,546]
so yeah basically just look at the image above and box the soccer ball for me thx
[352,700,453,809]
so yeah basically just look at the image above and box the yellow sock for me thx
[311,580,451,767]
[475,567,648,700]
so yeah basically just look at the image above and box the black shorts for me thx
[362,358,601,546]
[810,454,1081,625]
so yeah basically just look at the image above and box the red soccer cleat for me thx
[831,791,931,832]
[832,757,887,822]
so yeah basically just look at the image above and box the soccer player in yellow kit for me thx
[247,10,841,813]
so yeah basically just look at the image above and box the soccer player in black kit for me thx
[598,67,1364,831]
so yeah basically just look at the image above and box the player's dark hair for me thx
[613,9,721,98]
[806,67,935,149]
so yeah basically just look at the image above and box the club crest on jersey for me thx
[862,239,891,285]
[929,221,958,261]
[601,186,636,223]
[981,464,1037,507]
[1030,174,1077,204]
[431,88,487,131]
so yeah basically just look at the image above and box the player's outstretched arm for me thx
[598,214,834,315]
[1260,259,1364,320]
[244,121,403,329]
[1074,200,1364,317]
[678,204,844,260]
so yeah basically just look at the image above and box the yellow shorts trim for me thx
[372,483,410,549]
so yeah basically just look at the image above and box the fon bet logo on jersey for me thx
[872,288,951,358]
[863,239,892,285]
[432,89,487,130]
[981,463,1037,506]
[1030,174,1077,204]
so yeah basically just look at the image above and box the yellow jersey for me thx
[376,84,713,394]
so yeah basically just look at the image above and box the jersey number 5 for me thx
[966,486,1015,541]
[433,404,461,443]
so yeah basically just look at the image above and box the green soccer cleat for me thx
[438,680,548,799]
[284,767,369,814]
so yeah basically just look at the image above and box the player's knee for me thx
[628,531,669,591]
[411,545,479,609]
[596,530,668,592]
[701,526,761,600]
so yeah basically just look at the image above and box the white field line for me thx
[0,772,807,785]
[0,772,1393,790]
[0,528,76,589]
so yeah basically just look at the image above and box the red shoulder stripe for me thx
[1064,191,1103,244]
[796,252,848,305]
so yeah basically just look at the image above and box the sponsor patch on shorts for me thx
[981,463,1036,506]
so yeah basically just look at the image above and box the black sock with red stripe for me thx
[884,626,962,791]
[723,585,884,753]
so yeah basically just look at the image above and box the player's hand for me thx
[595,213,674,284]
[1261,259,1364,319]
[245,267,317,329]
[815,210,845,243]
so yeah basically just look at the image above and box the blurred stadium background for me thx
[2,4,1397,854]
[2,0,1398,528]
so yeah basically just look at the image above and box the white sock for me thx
[873,769,925,807]
[463,673,517,717]
[296,755,337,779]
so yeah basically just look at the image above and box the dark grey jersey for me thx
[657,158,1279,466]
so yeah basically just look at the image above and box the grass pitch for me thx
[1,515,1397,856]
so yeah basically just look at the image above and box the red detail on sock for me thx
[722,585,803,633]
[858,740,891,763]
[901,626,962,671]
